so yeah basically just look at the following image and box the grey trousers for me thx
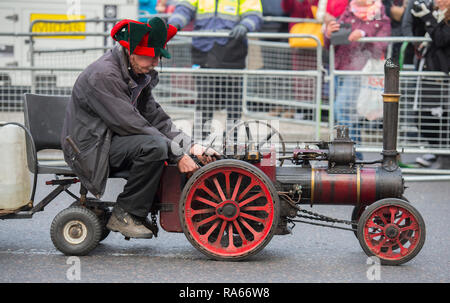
[109,134,168,218]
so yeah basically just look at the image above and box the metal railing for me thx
[0,20,449,163]
[329,37,449,155]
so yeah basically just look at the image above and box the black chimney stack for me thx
[382,59,401,171]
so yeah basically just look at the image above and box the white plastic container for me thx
[0,123,31,210]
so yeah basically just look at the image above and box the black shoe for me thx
[106,206,153,239]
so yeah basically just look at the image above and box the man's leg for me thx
[107,134,168,238]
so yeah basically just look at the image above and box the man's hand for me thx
[177,154,199,174]
[229,24,248,40]
[325,20,340,38]
[190,143,220,165]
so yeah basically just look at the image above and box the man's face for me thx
[129,53,159,74]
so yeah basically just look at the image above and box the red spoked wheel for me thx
[357,198,426,266]
[179,160,279,261]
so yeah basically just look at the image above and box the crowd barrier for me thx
[0,18,448,158]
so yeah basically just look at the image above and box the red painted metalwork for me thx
[359,168,377,205]
[183,166,275,257]
[158,165,183,232]
[362,204,422,261]
[312,167,377,205]
[253,151,276,182]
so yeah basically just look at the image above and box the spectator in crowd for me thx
[156,0,180,13]
[261,0,288,38]
[279,0,320,119]
[325,0,350,24]
[383,0,413,62]
[410,0,449,74]
[276,0,347,120]
[168,0,263,142]
[325,0,391,159]
[139,0,158,15]
[407,0,450,168]
[282,0,349,27]
[282,0,319,29]
[138,0,158,22]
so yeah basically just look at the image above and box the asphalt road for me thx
[0,173,449,283]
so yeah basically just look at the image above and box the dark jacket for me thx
[421,13,450,74]
[401,0,427,37]
[61,45,192,197]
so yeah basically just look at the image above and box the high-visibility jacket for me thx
[168,0,263,53]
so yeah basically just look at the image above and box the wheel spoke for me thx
[241,205,270,212]
[367,222,384,231]
[369,232,383,239]
[228,223,235,249]
[199,183,221,202]
[213,177,227,202]
[224,171,231,199]
[373,238,388,254]
[196,214,218,228]
[213,220,227,246]
[233,221,248,246]
[239,218,259,238]
[190,208,216,216]
[400,221,418,233]
[239,191,264,208]
[389,207,397,224]
[194,195,218,208]
[199,221,220,242]
[396,240,409,256]
[237,179,258,201]
[240,212,266,224]
[231,175,243,201]
[395,213,408,226]
[377,211,388,225]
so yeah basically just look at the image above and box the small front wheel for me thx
[50,206,102,256]
[357,198,426,266]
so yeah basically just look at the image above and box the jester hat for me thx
[111,17,177,58]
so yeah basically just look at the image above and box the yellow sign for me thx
[30,14,86,39]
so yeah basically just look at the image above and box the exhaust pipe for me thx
[382,59,401,172]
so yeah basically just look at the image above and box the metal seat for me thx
[23,93,129,179]
[23,93,74,175]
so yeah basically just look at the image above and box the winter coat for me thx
[61,45,192,197]
[420,13,450,74]
[282,0,318,30]
[325,4,391,70]
[168,0,263,56]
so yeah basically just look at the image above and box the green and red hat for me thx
[111,17,177,58]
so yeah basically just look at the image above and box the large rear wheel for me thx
[179,160,279,261]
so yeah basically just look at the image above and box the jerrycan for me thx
[0,123,31,210]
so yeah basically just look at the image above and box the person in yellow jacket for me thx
[168,0,263,142]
